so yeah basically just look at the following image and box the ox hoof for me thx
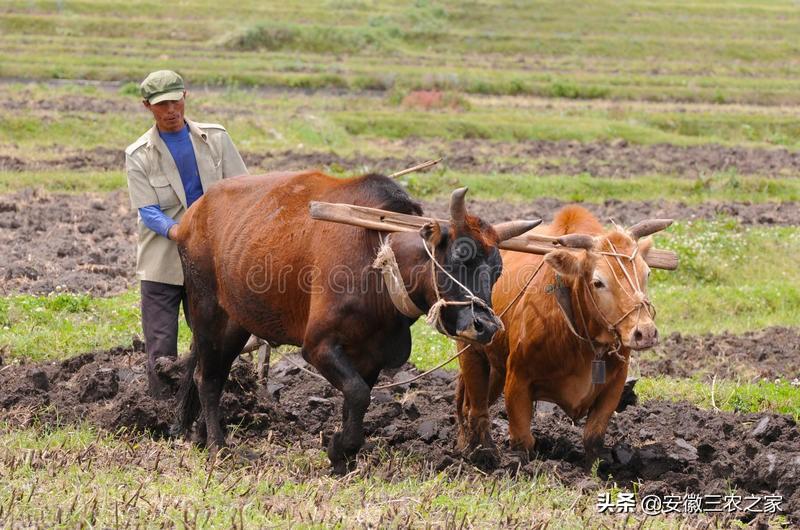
[466,444,500,470]
[206,444,225,463]
[223,446,260,466]
[329,454,357,476]
[327,432,358,476]
[189,420,208,447]
[584,447,612,472]
[507,448,533,470]
[509,438,536,466]
[167,422,185,439]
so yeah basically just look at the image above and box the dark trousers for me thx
[140,280,191,395]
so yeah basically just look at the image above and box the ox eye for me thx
[452,239,477,262]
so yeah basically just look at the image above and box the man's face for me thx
[144,91,186,132]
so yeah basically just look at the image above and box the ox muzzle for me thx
[442,302,503,344]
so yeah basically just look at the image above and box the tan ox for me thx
[456,205,669,467]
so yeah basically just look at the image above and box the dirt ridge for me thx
[4,139,800,178]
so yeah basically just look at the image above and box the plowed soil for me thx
[1,347,797,524]
[0,189,136,295]
[1,189,797,296]
[241,139,800,179]
[3,139,800,178]
[640,327,800,382]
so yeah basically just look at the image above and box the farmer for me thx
[125,70,248,397]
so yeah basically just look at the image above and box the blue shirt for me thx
[138,123,203,239]
[159,124,203,208]
[139,205,176,238]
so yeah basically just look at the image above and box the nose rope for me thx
[604,240,656,322]
[421,236,503,338]
[372,236,545,392]
[574,239,657,363]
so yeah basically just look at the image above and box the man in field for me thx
[125,70,248,397]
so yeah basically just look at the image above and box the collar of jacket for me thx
[143,118,209,149]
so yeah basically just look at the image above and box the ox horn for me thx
[557,233,596,250]
[628,219,673,240]
[449,187,468,229]
[493,219,542,242]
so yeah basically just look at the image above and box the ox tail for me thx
[176,343,200,436]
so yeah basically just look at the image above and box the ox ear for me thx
[545,249,591,278]
[638,236,654,259]
[420,221,444,248]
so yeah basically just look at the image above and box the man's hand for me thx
[167,225,179,241]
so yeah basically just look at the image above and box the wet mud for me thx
[242,140,800,179]
[640,327,800,382]
[1,347,797,524]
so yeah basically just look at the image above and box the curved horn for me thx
[628,219,673,239]
[557,233,596,250]
[493,219,542,242]
[449,187,468,229]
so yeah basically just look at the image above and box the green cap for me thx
[140,70,185,104]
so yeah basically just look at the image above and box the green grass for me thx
[406,171,800,204]
[5,81,800,174]
[650,219,800,335]
[1,1,798,525]
[0,171,127,193]
[3,0,800,105]
[638,377,800,422]
[6,169,800,205]
[0,290,191,363]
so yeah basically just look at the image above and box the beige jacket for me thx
[125,119,248,285]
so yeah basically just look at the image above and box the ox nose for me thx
[470,312,501,344]
[630,324,659,350]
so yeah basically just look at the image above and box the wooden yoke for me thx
[309,201,679,270]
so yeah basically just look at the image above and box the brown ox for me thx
[456,205,667,467]
[174,170,538,473]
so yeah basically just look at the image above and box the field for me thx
[1,0,799,528]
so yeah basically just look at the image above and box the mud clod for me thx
[78,367,118,403]
[640,327,800,381]
[0,347,798,523]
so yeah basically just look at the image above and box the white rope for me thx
[372,235,425,318]
[566,235,655,364]
[420,237,502,338]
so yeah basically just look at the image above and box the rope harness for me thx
[372,240,425,319]
[284,233,655,391]
[553,238,656,384]
[419,235,502,338]
[373,234,502,337]
[372,245,545,391]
